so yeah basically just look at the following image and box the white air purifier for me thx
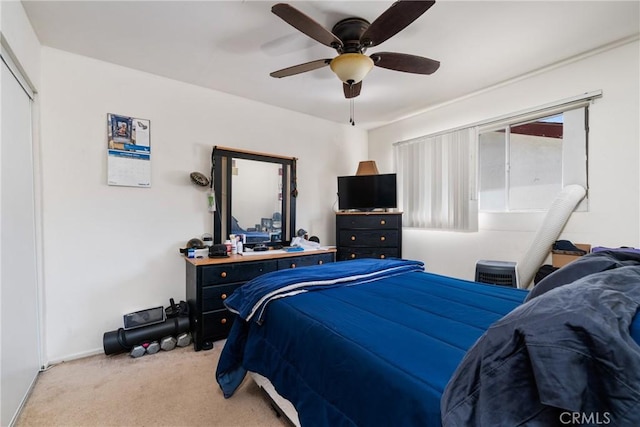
[475,260,517,287]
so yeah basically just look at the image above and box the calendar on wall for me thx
[107,113,151,187]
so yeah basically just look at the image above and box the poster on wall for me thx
[107,113,151,187]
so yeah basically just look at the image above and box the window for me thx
[394,92,598,231]
[478,106,588,212]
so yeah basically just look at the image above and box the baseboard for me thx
[44,347,104,368]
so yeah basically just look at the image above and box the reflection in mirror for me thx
[212,146,296,247]
[231,159,283,245]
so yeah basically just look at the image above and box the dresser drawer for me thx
[277,253,336,269]
[337,214,400,230]
[337,247,400,261]
[201,309,235,341]
[202,283,239,312]
[339,229,399,247]
[201,261,277,286]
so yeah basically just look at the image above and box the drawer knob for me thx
[220,272,227,278]
[380,255,386,259]
[221,293,227,300]
[350,254,356,259]
[318,260,323,265]
[380,220,386,225]
[380,236,386,241]
[290,263,296,268]
[220,318,227,324]
[351,235,356,241]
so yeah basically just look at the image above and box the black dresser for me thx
[185,249,336,351]
[336,212,403,261]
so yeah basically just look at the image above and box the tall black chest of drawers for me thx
[185,249,336,351]
[336,212,403,261]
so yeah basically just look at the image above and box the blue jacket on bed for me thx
[442,253,640,426]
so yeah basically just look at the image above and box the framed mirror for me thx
[211,146,297,247]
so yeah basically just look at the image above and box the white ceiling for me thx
[22,1,640,129]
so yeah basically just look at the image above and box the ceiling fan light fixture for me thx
[330,53,374,84]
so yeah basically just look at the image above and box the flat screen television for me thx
[338,173,397,211]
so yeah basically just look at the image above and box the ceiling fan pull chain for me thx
[350,98,355,126]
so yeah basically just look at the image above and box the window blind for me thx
[394,127,478,231]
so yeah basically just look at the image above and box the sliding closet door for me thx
[1,52,40,426]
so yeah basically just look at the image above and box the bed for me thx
[216,254,640,426]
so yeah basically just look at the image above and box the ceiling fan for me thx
[269,1,440,100]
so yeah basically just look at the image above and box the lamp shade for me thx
[330,53,374,84]
[355,161,379,176]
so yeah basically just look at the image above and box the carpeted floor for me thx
[15,342,288,427]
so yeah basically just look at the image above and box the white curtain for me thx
[394,127,478,231]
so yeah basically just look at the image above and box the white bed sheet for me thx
[249,372,301,427]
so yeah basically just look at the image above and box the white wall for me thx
[39,47,367,362]
[369,40,640,280]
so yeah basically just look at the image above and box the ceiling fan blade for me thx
[371,52,440,74]
[343,81,362,99]
[270,59,332,78]
[272,3,343,49]
[361,0,435,47]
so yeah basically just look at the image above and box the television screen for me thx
[337,173,397,211]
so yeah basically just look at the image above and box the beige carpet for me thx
[15,343,288,427]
